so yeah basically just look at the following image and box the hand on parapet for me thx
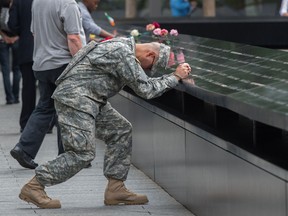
[173,63,191,81]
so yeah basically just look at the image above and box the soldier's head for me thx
[135,42,170,74]
[82,0,100,13]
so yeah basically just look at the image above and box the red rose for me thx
[152,22,160,28]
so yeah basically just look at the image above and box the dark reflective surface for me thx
[109,23,288,130]
[176,35,288,130]
[108,23,288,216]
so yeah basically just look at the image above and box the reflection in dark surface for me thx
[115,23,288,169]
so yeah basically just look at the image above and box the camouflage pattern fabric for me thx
[52,37,178,117]
[36,101,132,186]
[150,43,171,75]
[36,37,179,186]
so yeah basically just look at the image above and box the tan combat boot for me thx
[104,178,149,205]
[19,176,61,209]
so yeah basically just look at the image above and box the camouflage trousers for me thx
[35,101,132,187]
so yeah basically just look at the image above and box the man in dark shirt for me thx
[8,0,37,133]
[0,0,21,105]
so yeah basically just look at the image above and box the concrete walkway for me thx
[0,76,195,216]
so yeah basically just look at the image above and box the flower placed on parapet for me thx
[146,22,160,32]
[130,22,180,48]
[151,28,179,46]
[146,24,155,31]
[130,29,141,43]
[170,29,178,37]
[169,29,179,47]
[130,29,140,37]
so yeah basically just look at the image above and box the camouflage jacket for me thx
[52,37,178,117]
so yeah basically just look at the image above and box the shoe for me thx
[104,178,149,205]
[10,146,38,169]
[46,129,53,134]
[14,99,20,104]
[6,100,14,105]
[19,176,61,209]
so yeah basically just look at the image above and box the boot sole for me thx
[19,193,61,209]
[104,200,148,205]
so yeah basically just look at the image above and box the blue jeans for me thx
[0,41,21,103]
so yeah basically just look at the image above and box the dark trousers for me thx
[17,65,67,158]
[19,62,36,130]
[0,41,21,103]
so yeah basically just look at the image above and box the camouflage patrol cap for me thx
[150,43,171,75]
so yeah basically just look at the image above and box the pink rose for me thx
[170,29,178,36]
[146,24,155,31]
[160,29,168,36]
[153,28,162,36]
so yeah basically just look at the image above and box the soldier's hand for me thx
[173,63,191,81]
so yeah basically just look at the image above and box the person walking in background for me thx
[10,0,86,169]
[0,0,21,105]
[78,0,115,43]
[8,0,36,132]
[280,0,288,16]
[18,37,192,209]
[170,0,197,17]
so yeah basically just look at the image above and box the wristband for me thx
[173,72,183,80]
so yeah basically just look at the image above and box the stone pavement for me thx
[0,76,195,216]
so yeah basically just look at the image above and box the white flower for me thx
[130,29,140,37]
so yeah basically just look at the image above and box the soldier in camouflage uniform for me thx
[18,37,192,209]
